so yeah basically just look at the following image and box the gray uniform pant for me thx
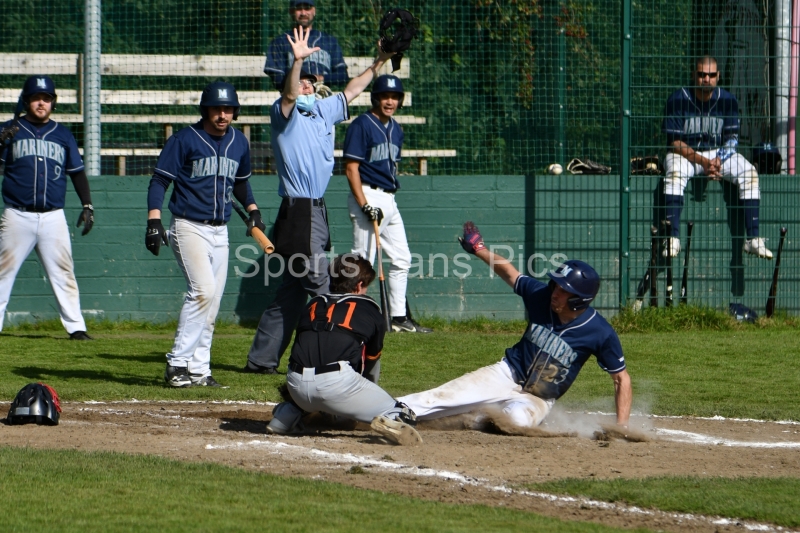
[247,203,330,369]
[268,361,404,433]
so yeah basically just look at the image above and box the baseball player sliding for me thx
[147,82,265,388]
[398,223,632,431]
[343,74,431,334]
[267,254,421,445]
[0,76,94,340]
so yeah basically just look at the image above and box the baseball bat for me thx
[765,227,788,318]
[633,229,656,310]
[231,200,275,254]
[373,220,392,331]
[679,221,694,304]
[663,220,674,307]
[649,225,659,308]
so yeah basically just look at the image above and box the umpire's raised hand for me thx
[145,219,169,256]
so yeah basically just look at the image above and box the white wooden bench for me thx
[0,53,456,175]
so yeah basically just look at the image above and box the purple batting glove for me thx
[458,221,487,254]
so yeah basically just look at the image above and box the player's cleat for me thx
[242,363,279,374]
[391,317,432,333]
[370,415,423,446]
[164,364,193,388]
[69,331,93,341]
[190,375,227,388]
[662,237,681,258]
[743,238,773,259]
[265,419,304,435]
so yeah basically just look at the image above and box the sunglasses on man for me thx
[697,71,718,79]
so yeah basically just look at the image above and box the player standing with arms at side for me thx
[343,74,431,334]
[244,27,395,374]
[147,82,264,388]
[398,223,632,431]
[267,254,421,445]
[0,76,94,340]
[660,56,772,260]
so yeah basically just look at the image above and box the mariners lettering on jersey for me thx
[526,324,577,368]
[12,139,66,166]
[190,156,240,179]
[369,142,400,163]
[684,116,724,139]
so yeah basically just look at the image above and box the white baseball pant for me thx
[348,186,411,317]
[0,207,86,333]
[664,151,759,200]
[166,217,229,378]
[398,359,554,429]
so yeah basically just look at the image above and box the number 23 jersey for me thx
[504,275,626,400]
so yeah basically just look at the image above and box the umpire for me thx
[244,26,395,374]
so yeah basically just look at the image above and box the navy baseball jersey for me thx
[264,30,349,89]
[663,87,740,150]
[342,112,403,191]
[0,117,84,210]
[504,275,626,400]
[289,293,386,372]
[151,122,251,223]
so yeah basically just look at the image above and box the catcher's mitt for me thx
[379,8,420,72]
[630,155,662,175]
[567,158,611,175]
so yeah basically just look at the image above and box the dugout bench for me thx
[0,53,456,175]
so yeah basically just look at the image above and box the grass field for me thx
[1,309,798,531]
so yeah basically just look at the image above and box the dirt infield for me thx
[1,401,798,533]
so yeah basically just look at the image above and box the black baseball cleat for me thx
[190,374,228,388]
[69,331,94,341]
[391,317,432,333]
[164,364,192,388]
[242,362,279,375]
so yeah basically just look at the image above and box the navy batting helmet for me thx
[21,75,57,111]
[199,81,240,120]
[371,74,405,108]
[7,382,61,426]
[547,260,600,311]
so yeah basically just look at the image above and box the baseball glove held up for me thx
[459,221,486,255]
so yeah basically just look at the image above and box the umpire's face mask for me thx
[296,94,316,112]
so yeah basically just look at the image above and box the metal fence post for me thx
[84,0,101,176]
[619,0,632,308]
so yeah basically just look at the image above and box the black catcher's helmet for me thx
[7,382,62,426]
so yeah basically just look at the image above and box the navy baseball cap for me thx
[290,0,314,7]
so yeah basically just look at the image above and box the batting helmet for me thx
[547,260,601,311]
[199,81,240,120]
[21,75,57,111]
[6,382,62,426]
[371,75,405,108]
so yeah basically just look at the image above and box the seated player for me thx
[266,254,422,446]
[398,222,632,432]
[660,55,771,259]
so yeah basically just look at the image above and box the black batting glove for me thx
[246,209,266,237]
[361,204,384,224]
[76,204,94,236]
[145,219,169,256]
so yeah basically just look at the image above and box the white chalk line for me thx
[655,428,800,448]
[205,439,797,533]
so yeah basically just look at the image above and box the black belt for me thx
[368,185,396,194]
[183,217,226,226]
[312,198,325,207]
[12,205,58,213]
[288,362,341,374]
